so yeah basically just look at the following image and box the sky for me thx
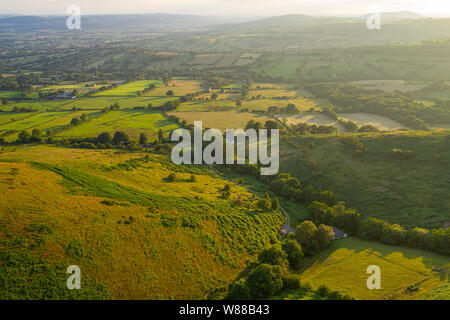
[1,0,450,17]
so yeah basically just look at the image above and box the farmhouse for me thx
[332,227,348,240]
[50,93,76,100]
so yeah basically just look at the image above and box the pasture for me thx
[55,110,178,140]
[353,80,427,92]
[339,113,408,130]
[145,79,202,97]
[93,80,162,97]
[298,237,449,300]
[166,111,273,130]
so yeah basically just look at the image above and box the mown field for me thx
[93,80,162,97]
[281,130,450,229]
[0,146,283,299]
[295,237,449,300]
[166,111,273,131]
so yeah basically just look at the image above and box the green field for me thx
[93,80,162,97]
[56,110,178,140]
[167,111,273,131]
[297,237,449,300]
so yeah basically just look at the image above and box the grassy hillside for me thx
[281,130,450,229]
[0,146,283,299]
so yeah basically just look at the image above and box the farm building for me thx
[332,227,348,240]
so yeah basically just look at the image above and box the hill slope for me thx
[0,146,283,299]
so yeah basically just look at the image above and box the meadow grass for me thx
[166,111,273,130]
[55,110,178,140]
[93,80,162,97]
[298,237,449,300]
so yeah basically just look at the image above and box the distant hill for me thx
[358,11,427,21]
[0,14,237,32]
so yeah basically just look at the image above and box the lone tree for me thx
[18,130,31,143]
[70,117,81,126]
[158,129,164,142]
[97,132,112,144]
[258,245,289,268]
[31,129,42,142]
[282,239,303,270]
[139,133,147,145]
[166,90,174,97]
[257,197,271,210]
[211,93,218,100]
[112,131,129,145]
[271,197,280,211]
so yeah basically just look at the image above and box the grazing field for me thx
[0,111,72,133]
[187,54,224,66]
[339,113,408,131]
[0,99,73,112]
[242,97,317,112]
[0,146,283,299]
[60,96,176,111]
[281,130,450,229]
[167,111,273,130]
[145,80,202,97]
[55,110,178,140]
[353,80,427,92]
[276,113,343,132]
[298,237,449,300]
[93,80,162,97]
[0,112,34,126]
[277,112,408,132]
[0,90,38,99]
[176,100,237,112]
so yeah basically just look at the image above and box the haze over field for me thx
[1,0,450,16]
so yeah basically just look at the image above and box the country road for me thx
[209,165,295,234]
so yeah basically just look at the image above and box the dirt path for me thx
[209,165,295,234]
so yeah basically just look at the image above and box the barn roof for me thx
[332,227,348,240]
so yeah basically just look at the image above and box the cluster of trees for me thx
[136,83,157,96]
[10,106,37,113]
[0,73,40,91]
[245,119,284,133]
[159,100,180,111]
[70,113,90,127]
[289,122,338,135]
[16,129,42,143]
[233,165,335,207]
[267,103,299,115]
[256,192,280,211]
[227,234,351,300]
[294,221,334,256]
[322,106,379,133]
[308,201,450,255]
[229,164,449,256]
[306,82,450,130]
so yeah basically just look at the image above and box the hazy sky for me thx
[1,0,450,17]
